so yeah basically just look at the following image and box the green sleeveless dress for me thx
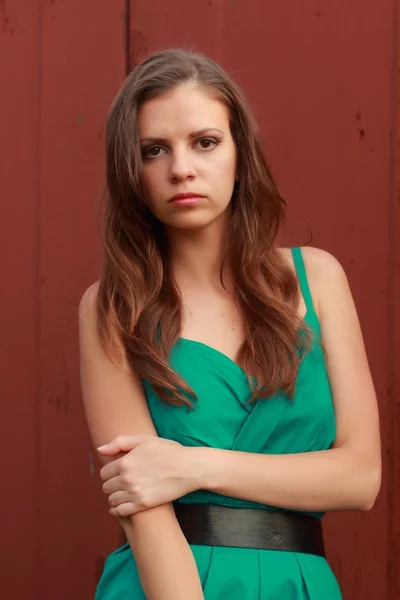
[95,247,342,599]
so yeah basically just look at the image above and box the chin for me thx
[168,216,216,230]
[163,205,232,232]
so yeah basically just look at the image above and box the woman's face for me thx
[138,83,237,231]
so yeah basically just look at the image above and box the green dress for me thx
[95,247,342,599]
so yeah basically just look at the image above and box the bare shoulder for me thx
[300,247,352,311]
[299,246,348,294]
[279,245,343,273]
[298,247,360,338]
[299,246,344,275]
[78,279,127,368]
[79,280,100,321]
[78,280,107,357]
[279,246,349,314]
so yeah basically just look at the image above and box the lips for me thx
[168,192,205,202]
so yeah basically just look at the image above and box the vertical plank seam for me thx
[125,0,130,75]
[34,1,44,599]
[216,0,224,63]
[388,0,400,598]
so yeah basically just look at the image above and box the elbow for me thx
[357,465,382,512]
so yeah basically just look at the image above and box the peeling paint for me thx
[0,0,10,33]
[49,392,68,413]
[63,379,69,414]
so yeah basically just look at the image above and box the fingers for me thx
[109,502,138,518]
[98,435,154,455]
[102,475,122,496]
[100,460,120,482]
[108,490,132,508]
[97,439,122,456]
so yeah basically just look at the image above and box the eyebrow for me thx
[139,128,225,144]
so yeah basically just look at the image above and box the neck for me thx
[165,215,232,291]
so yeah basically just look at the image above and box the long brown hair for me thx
[97,48,310,406]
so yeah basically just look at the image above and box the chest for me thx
[145,336,336,455]
[180,291,245,362]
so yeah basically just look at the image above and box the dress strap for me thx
[291,247,315,314]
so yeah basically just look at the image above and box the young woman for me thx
[79,48,381,599]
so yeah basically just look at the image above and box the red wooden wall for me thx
[127,4,399,599]
[0,1,126,598]
[0,1,399,598]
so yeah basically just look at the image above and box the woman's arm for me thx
[99,248,381,516]
[79,284,204,600]
[188,249,381,512]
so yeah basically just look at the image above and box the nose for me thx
[169,148,196,182]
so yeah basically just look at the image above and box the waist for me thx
[173,502,325,557]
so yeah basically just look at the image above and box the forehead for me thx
[138,84,230,137]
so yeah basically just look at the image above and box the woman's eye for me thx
[142,146,166,159]
[197,138,218,150]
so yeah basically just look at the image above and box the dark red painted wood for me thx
[0,1,126,598]
[1,1,398,598]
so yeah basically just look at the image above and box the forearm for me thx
[191,446,380,512]
[121,503,204,600]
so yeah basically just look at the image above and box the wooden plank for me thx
[36,2,126,598]
[0,1,42,597]
[388,1,400,596]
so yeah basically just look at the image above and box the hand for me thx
[98,435,198,517]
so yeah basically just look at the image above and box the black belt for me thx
[174,502,325,557]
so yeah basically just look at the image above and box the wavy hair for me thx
[96,48,310,406]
